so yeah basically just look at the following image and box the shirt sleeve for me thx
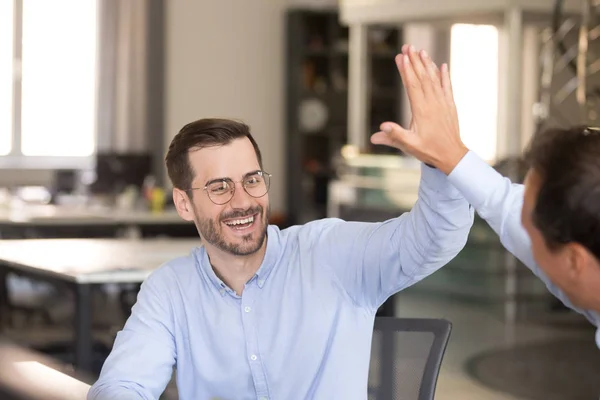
[312,162,474,310]
[447,150,600,326]
[87,268,177,400]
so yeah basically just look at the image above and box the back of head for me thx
[523,126,600,260]
[165,118,263,191]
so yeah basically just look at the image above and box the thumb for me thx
[370,130,391,145]
[370,122,412,148]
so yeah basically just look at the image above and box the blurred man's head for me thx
[522,126,600,310]
[165,118,270,257]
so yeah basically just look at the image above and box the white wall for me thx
[165,0,287,214]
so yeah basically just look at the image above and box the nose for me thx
[228,181,253,210]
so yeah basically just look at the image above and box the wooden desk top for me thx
[0,342,91,400]
[0,205,188,226]
[0,238,200,284]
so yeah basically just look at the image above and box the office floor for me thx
[393,290,597,400]
[4,285,598,399]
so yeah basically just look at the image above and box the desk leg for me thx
[74,283,93,372]
[377,295,396,317]
[0,269,8,331]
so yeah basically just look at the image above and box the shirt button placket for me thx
[241,282,269,398]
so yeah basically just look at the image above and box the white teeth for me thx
[225,215,254,226]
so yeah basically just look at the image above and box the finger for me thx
[407,46,433,94]
[401,44,409,55]
[419,50,442,88]
[370,131,397,148]
[371,122,416,150]
[395,53,426,108]
[380,121,405,133]
[419,50,444,98]
[432,61,441,81]
[440,63,455,104]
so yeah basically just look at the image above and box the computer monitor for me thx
[52,170,77,194]
[89,152,153,195]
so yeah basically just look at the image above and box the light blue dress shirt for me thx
[88,163,474,400]
[447,151,600,348]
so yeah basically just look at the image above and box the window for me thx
[0,0,13,156]
[1,0,98,167]
[450,24,499,162]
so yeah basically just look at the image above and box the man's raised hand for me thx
[370,45,468,175]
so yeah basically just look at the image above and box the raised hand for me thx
[370,45,468,175]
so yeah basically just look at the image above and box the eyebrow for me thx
[204,170,262,187]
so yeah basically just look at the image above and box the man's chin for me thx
[222,231,267,256]
[222,239,264,256]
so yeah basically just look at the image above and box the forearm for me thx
[315,163,472,310]
[321,163,472,308]
[88,384,146,400]
[448,152,549,275]
[448,151,599,323]
[88,271,176,399]
[87,329,175,400]
[393,163,473,280]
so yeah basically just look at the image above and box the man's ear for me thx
[173,188,195,222]
[565,242,590,281]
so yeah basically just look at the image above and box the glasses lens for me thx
[243,172,270,198]
[206,180,234,204]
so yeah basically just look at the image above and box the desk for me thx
[0,341,91,400]
[0,205,195,239]
[0,238,200,372]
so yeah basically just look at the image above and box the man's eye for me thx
[245,175,262,186]
[209,182,230,194]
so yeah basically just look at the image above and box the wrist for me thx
[437,146,469,175]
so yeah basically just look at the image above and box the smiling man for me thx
[88,114,474,399]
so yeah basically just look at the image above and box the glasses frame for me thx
[186,170,272,205]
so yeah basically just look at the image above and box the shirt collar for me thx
[195,224,281,295]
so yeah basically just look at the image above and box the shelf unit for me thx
[285,8,404,225]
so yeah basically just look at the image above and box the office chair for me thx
[368,317,452,400]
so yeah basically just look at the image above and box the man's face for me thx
[522,169,584,306]
[178,137,270,256]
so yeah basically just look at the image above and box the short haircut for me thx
[523,125,600,260]
[165,118,263,192]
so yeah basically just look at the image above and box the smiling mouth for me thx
[222,213,257,230]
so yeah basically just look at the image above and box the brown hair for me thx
[165,118,263,192]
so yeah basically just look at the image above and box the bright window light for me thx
[0,0,13,156]
[21,0,97,157]
[450,24,499,162]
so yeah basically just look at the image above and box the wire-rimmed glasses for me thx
[187,170,272,205]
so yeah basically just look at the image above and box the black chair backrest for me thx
[368,317,452,400]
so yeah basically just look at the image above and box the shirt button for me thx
[250,354,257,361]
[258,397,268,400]
[244,306,251,313]
[258,279,264,286]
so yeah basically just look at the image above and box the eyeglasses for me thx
[186,170,272,205]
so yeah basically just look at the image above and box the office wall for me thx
[0,170,54,187]
[164,0,287,214]
[288,0,337,7]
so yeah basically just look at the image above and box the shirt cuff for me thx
[419,161,463,199]
[446,150,505,208]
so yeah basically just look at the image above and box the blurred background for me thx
[0,0,599,399]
